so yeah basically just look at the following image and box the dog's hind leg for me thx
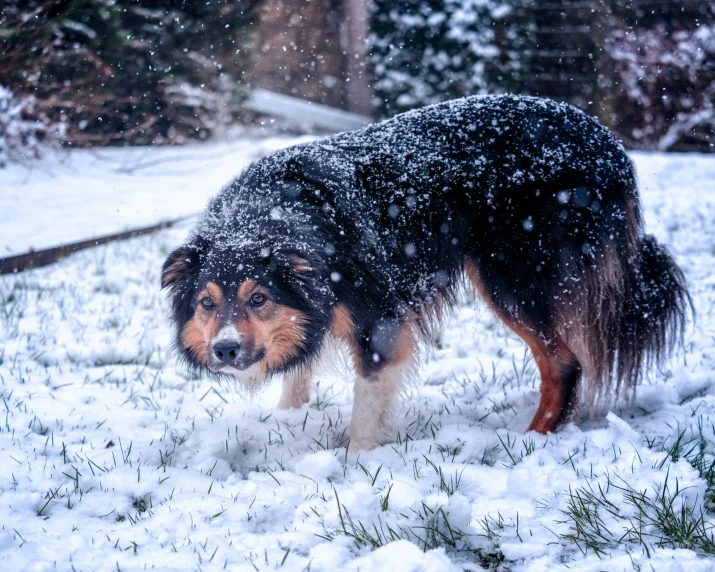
[521,336,582,433]
[465,259,582,433]
[277,364,314,410]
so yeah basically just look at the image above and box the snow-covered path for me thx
[1,148,715,571]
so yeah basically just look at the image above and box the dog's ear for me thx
[161,237,207,290]
[286,254,315,276]
[274,250,335,310]
[272,250,326,292]
[278,251,324,280]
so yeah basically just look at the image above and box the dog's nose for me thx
[213,341,240,363]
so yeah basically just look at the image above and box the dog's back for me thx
[323,94,640,306]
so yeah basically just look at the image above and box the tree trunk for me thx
[343,0,373,115]
[251,0,347,109]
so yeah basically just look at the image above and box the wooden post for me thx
[592,0,616,130]
[343,0,373,116]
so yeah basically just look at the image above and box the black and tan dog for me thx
[162,94,689,451]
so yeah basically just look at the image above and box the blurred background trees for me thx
[1,0,713,157]
[0,0,260,152]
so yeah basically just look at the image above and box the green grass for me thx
[559,472,715,558]
[318,488,508,567]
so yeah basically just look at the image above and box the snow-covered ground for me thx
[1,144,715,571]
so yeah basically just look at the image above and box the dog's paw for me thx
[348,438,382,453]
[276,394,308,410]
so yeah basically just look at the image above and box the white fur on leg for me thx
[349,363,409,452]
[277,365,313,410]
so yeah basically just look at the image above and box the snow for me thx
[1,141,715,571]
[343,540,458,571]
[294,451,342,482]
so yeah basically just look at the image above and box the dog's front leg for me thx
[330,304,416,452]
[277,364,314,409]
[349,363,408,452]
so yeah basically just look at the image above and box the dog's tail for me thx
[615,235,691,388]
[560,230,691,410]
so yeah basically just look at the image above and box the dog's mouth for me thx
[207,359,253,374]
[208,357,266,387]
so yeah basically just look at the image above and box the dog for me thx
[162,94,689,452]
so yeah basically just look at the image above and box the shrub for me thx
[0,85,60,167]
[608,21,715,151]
[369,0,714,152]
[0,0,260,148]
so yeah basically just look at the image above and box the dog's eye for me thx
[200,297,215,310]
[250,293,266,306]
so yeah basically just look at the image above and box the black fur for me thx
[163,94,689,407]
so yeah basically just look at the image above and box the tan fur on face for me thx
[235,279,308,372]
[180,283,224,363]
[237,279,259,302]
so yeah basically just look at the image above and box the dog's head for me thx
[161,149,359,381]
[161,237,331,383]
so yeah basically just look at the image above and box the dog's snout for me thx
[213,340,240,362]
